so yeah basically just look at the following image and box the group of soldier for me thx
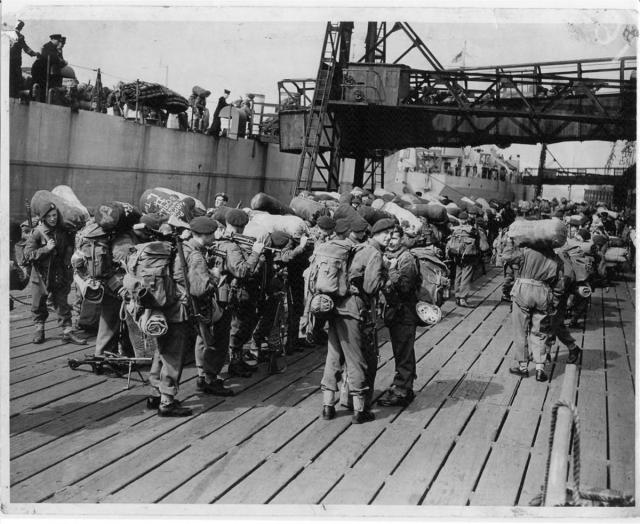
[12,187,634,422]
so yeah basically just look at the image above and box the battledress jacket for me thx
[24,222,75,289]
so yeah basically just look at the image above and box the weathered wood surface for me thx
[9,269,634,507]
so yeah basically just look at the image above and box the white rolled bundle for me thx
[604,247,627,263]
[475,197,491,210]
[248,213,309,238]
[312,191,341,201]
[509,219,568,249]
[460,196,476,210]
[381,202,423,235]
[242,221,271,243]
[138,309,168,337]
[155,187,206,213]
[52,185,90,219]
[447,214,460,226]
[373,188,396,199]
[445,202,461,217]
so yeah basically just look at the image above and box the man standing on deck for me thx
[509,245,565,382]
[446,211,479,308]
[209,89,230,137]
[9,20,39,98]
[24,202,87,345]
[320,217,392,424]
[379,225,420,407]
[209,209,265,377]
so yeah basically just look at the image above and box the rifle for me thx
[230,232,283,253]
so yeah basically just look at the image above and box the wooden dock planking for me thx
[8,268,635,506]
[421,402,507,505]
[53,356,327,503]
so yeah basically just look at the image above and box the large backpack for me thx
[308,239,354,298]
[447,227,479,257]
[122,241,177,308]
[411,247,450,306]
[559,244,594,283]
[76,223,113,279]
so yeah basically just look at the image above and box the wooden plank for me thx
[270,379,455,504]
[496,407,540,449]
[370,397,477,505]
[422,403,507,505]
[470,442,530,505]
[575,388,608,490]
[48,358,326,503]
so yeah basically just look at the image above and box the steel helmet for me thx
[416,301,442,325]
[577,285,592,298]
[310,293,335,318]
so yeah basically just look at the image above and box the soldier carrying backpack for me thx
[445,211,479,308]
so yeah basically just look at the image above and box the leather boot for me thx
[32,325,45,344]
[322,389,337,420]
[62,328,88,345]
[352,396,375,424]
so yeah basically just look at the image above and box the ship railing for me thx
[523,167,627,178]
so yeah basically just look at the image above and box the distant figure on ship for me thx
[31,34,67,101]
[209,89,230,137]
[8,20,39,98]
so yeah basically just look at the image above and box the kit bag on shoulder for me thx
[447,227,478,257]
[411,247,450,306]
[122,241,177,309]
[308,239,354,299]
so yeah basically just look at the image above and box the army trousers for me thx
[388,319,417,394]
[454,260,475,299]
[95,292,120,356]
[195,322,227,381]
[502,262,520,297]
[31,280,72,329]
[321,314,377,408]
[149,321,190,399]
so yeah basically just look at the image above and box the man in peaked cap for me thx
[9,20,39,97]
[210,89,231,137]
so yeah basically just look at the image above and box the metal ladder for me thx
[294,22,344,194]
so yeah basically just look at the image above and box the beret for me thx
[458,211,469,220]
[577,228,591,241]
[189,216,219,234]
[270,230,291,248]
[316,215,336,231]
[334,218,350,234]
[139,213,164,231]
[371,218,395,235]
[350,216,369,233]
[226,208,249,227]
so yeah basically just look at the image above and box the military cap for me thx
[215,192,228,201]
[49,34,62,40]
[190,216,219,234]
[350,216,369,233]
[270,230,291,248]
[224,89,231,95]
[138,213,164,231]
[458,211,469,220]
[334,218,350,235]
[371,218,395,235]
[225,208,249,227]
[577,228,591,241]
[316,215,336,231]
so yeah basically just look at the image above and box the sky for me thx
[2,0,638,176]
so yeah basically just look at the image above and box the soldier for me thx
[446,211,479,308]
[499,207,525,302]
[24,202,87,345]
[509,245,565,382]
[214,192,229,209]
[210,208,264,377]
[379,226,420,406]
[309,215,336,244]
[184,217,234,397]
[320,217,392,424]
